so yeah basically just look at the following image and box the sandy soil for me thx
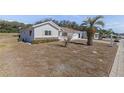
[0,33,118,77]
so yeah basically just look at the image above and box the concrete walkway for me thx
[109,39,124,77]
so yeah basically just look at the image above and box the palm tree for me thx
[107,29,113,37]
[97,28,106,40]
[82,16,104,46]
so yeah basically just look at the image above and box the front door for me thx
[78,33,80,38]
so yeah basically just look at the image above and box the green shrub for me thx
[113,36,117,39]
[31,38,59,44]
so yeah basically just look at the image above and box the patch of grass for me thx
[0,33,18,36]
[32,38,59,44]
[0,45,6,48]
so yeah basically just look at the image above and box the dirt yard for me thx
[0,33,118,77]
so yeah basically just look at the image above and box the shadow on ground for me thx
[70,41,86,45]
[54,40,87,48]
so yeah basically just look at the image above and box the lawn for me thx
[0,33,118,76]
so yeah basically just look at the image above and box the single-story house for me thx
[20,21,99,42]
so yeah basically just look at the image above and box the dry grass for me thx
[0,33,118,77]
[5,41,118,76]
[0,45,6,48]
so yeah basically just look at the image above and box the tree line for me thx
[0,20,31,33]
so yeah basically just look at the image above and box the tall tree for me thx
[81,16,104,46]
[107,29,113,35]
[35,19,80,30]
[97,28,106,40]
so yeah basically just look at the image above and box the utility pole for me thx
[110,34,113,47]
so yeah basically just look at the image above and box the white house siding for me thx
[71,32,85,40]
[58,31,84,41]
[82,31,87,38]
[71,33,79,40]
[58,31,64,41]
[94,33,99,39]
[34,24,59,39]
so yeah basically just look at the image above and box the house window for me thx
[62,32,67,36]
[29,30,32,36]
[45,30,51,35]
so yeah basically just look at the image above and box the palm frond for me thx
[92,15,104,25]
[81,21,88,26]
[93,16,104,22]
[95,21,105,27]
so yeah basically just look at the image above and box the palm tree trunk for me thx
[87,32,94,46]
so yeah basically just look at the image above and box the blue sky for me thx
[0,15,124,33]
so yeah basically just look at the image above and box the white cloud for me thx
[6,19,15,22]
[106,22,120,26]
[105,22,124,33]
[106,22,124,28]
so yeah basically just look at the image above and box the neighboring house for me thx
[20,21,86,42]
[20,21,98,43]
[119,33,124,39]
[94,33,99,39]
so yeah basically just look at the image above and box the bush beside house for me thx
[31,38,59,44]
